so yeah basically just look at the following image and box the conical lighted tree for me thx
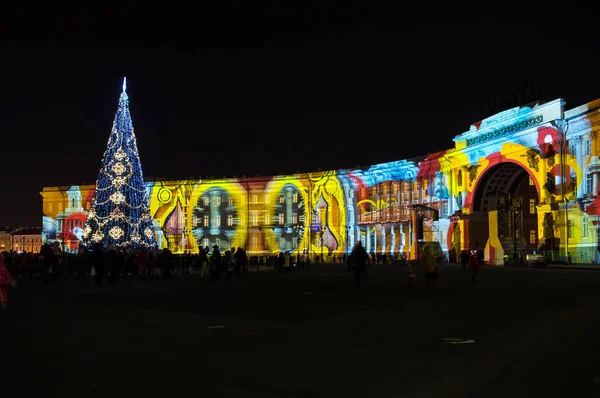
[81,78,157,249]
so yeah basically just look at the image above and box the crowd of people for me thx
[0,243,322,293]
[0,239,488,308]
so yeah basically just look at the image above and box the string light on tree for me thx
[81,78,157,249]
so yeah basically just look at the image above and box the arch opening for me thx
[466,162,539,265]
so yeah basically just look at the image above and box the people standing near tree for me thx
[93,243,106,286]
[135,248,148,280]
[0,252,17,309]
[348,241,369,292]
[107,246,119,285]
[159,247,173,279]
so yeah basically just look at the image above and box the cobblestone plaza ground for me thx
[3,263,600,397]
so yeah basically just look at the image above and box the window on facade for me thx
[264,214,270,225]
[279,195,284,204]
[529,229,536,244]
[252,194,258,204]
[215,216,221,227]
[529,176,534,186]
[250,212,258,226]
[292,213,298,224]
[264,194,270,204]
[192,215,198,227]
[293,193,298,203]
[586,174,593,194]
[251,236,257,248]
[216,196,221,206]
[583,217,589,237]
[585,139,591,156]
[529,198,536,214]
[570,143,576,156]
[228,197,233,205]
[278,213,284,225]
[48,203,53,211]
[240,196,245,206]
[227,214,233,227]
[568,219,575,239]
[203,215,209,226]
[203,197,209,206]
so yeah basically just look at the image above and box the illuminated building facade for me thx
[40,96,600,264]
[11,228,43,254]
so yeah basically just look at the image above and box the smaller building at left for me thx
[0,227,43,254]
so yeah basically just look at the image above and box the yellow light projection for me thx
[40,96,600,265]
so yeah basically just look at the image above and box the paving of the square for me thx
[3,263,600,397]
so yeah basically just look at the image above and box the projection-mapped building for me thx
[40,93,600,265]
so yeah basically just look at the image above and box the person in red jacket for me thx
[469,249,482,283]
[0,252,17,309]
[135,249,149,279]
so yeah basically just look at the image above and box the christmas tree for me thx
[81,78,157,249]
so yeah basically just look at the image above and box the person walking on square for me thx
[407,260,417,287]
[422,243,442,288]
[349,241,369,292]
[0,252,17,309]
[469,249,482,283]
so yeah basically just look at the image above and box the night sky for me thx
[2,6,600,227]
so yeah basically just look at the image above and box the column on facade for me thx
[407,223,412,259]
[592,132,599,195]
[373,228,377,254]
[380,224,386,254]
[447,169,453,215]
[460,168,468,209]
[592,131,598,161]
[366,226,371,253]
[540,149,548,202]
[398,226,405,256]
[389,225,395,255]
[576,136,584,197]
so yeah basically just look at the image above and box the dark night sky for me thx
[2,5,600,227]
